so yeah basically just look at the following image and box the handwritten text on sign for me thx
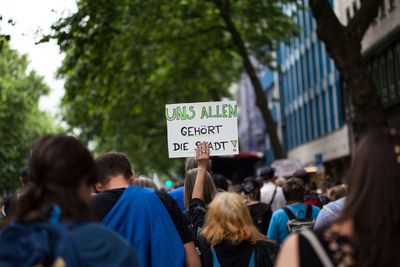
[166,101,239,158]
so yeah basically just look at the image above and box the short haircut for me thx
[258,167,275,180]
[95,152,132,185]
[282,178,305,203]
[292,169,311,184]
[213,174,228,191]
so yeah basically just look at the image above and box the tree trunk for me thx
[309,0,387,138]
[213,0,285,159]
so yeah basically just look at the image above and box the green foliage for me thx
[47,0,299,175]
[0,37,63,192]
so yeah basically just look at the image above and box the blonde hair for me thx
[201,192,264,246]
[134,176,159,190]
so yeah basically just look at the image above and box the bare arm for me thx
[183,241,201,267]
[192,142,209,200]
[275,234,300,267]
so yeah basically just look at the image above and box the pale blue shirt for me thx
[314,197,346,230]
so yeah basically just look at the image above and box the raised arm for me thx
[192,142,210,200]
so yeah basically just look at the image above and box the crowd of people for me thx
[0,128,399,266]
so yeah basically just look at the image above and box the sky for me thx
[0,0,77,115]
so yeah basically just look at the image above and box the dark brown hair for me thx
[95,152,132,185]
[338,129,400,266]
[14,135,96,223]
[282,178,305,203]
[184,168,216,209]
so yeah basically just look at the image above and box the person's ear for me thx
[130,171,135,184]
[95,182,104,192]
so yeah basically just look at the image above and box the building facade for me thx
[237,0,400,180]
[277,0,351,179]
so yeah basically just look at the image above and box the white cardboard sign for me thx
[166,101,239,158]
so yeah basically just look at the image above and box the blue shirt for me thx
[267,203,320,244]
[168,186,185,211]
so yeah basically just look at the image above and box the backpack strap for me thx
[305,205,312,220]
[283,207,296,220]
[322,206,339,218]
[300,230,334,267]
[268,186,278,207]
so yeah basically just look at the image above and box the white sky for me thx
[0,0,77,115]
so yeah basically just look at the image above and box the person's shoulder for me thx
[255,240,280,250]
[156,190,173,201]
[69,222,118,236]
[327,197,346,209]
[311,205,321,212]
[91,188,125,201]
[271,207,285,218]
[69,222,140,266]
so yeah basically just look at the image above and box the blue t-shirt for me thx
[267,203,320,244]
[168,186,185,211]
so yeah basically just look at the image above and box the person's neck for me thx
[287,201,302,205]
[104,175,130,190]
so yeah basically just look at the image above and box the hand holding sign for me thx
[166,101,239,158]
[196,142,210,170]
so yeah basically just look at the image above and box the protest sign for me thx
[166,101,239,158]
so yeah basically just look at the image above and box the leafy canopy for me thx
[48,0,299,176]
[0,36,63,191]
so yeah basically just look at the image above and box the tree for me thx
[309,0,387,135]
[47,0,299,175]
[0,36,62,192]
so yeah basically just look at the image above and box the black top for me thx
[188,198,279,267]
[247,202,272,235]
[299,229,353,267]
[90,187,192,244]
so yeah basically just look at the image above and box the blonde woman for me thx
[191,142,278,267]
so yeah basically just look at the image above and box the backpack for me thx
[283,205,315,233]
[0,205,80,267]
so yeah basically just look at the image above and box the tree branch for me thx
[309,0,345,43]
[212,0,285,158]
[348,0,383,40]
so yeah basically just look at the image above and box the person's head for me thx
[15,135,96,223]
[134,176,159,190]
[241,177,261,202]
[258,166,275,182]
[282,178,305,203]
[201,192,264,246]
[328,184,347,201]
[338,129,400,266]
[292,169,312,188]
[94,152,134,191]
[184,168,216,209]
[212,174,228,192]
[19,166,29,186]
[319,180,333,194]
